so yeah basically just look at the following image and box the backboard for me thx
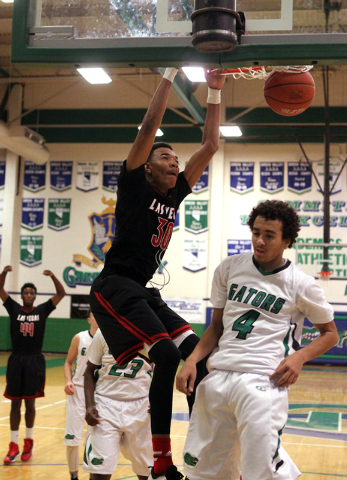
[11,0,347,68]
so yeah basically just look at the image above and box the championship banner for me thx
[102,161,122,192]
[21,198,44,230]
[23,161,46,192]
[76,162,99,192]
[230,162,254,194]
[227,239,252,256]
[70,294,90,318]
[192,165,209,194]
[163,297,204,324]
[0,161,5,189]
[0,198,3,226]
[317,159,342,195]
[182,238,207,272]
[50,161,73,191]
[260,162,284,194]
[288,162,312,194]
[20,235,43,267]
[185,200,208,234]
[173,207,180,232]
[48,198,71,231]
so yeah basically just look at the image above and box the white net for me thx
[216,65,314,80]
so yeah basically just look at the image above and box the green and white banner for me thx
[48,199,71,231]
[184,200,208,234]
[182,238,207,272]
[20,236,43,267]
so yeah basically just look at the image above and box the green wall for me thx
[0,317,205,353]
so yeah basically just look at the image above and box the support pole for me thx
[322,66,330,273]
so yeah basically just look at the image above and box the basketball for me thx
[264,71,315,116]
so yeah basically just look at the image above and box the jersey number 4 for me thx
[232,310,260,340]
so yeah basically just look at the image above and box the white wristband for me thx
[207,87,221,104]
[163,67,178,83]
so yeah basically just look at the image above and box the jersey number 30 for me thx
[232,310,260,340]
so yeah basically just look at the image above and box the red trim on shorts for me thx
[94,292,171,344]
[117,343,145,366]
[4,382,45,400]
[170,325,194,340]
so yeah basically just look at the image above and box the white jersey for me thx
[72,330,94,387]
[208,252,334,376]
[87,329,152,401]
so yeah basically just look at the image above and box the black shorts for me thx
[90,273,193,365]
[4,353,46,400]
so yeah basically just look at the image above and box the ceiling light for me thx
[1,0,14,3]
[220,125,242,137]
[182,67,206,82]
[138,126,163,137]
[77,68,112,84]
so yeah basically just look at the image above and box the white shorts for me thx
[64,385,88,446]
[82,393,152,476]
[183,370,301,480]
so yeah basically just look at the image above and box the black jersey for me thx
[103,162,191,286]
[4,296,56,355]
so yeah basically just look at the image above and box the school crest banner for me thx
[260,162,284,194]
[287,162,312,194]
[316,159,342,195]
[21,198,45,230]
[185,200,208,234]
[0,161,5,189]
[103,161,122,192]
[20,235,43,267]
[23,161,46,192]
[50,161,73,191]
[182,238,207,272]
[48,199,71,231]
[227,239,252,256]
[76,162,99,192]
[192,165,209,194]
[230,162,254,194]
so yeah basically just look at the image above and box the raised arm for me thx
[270,320,338,387]
[126,68,178,171]
[176,307,224,396]
[0,265,12,303]
[64,334,79,395]
[84,360,100,426]
[183,69,226,188]
[43,270,66,306]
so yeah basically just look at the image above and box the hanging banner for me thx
[287,162,312,194]
[48,198,71,231]
[192,165,209,194]
[23,161,46,192]
[0,161,5,189]
[227,239,252,256]
[182,238,207,272]
[260,162,284,194]
[163,297,204,324]
[21,198,45,230]
[230,162,254,194]
[185,200,208,234]
[173,207,180,232]
[50,161,73,191]
[316,159,343,195]
[102,161,122,192]
[76,162,99,192]
[20,235,43,267]
[0,198,3,226]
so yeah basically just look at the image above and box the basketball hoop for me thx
[215,65,314,80]
[317,271,333,281]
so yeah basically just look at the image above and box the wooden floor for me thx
[1,352,347,480]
